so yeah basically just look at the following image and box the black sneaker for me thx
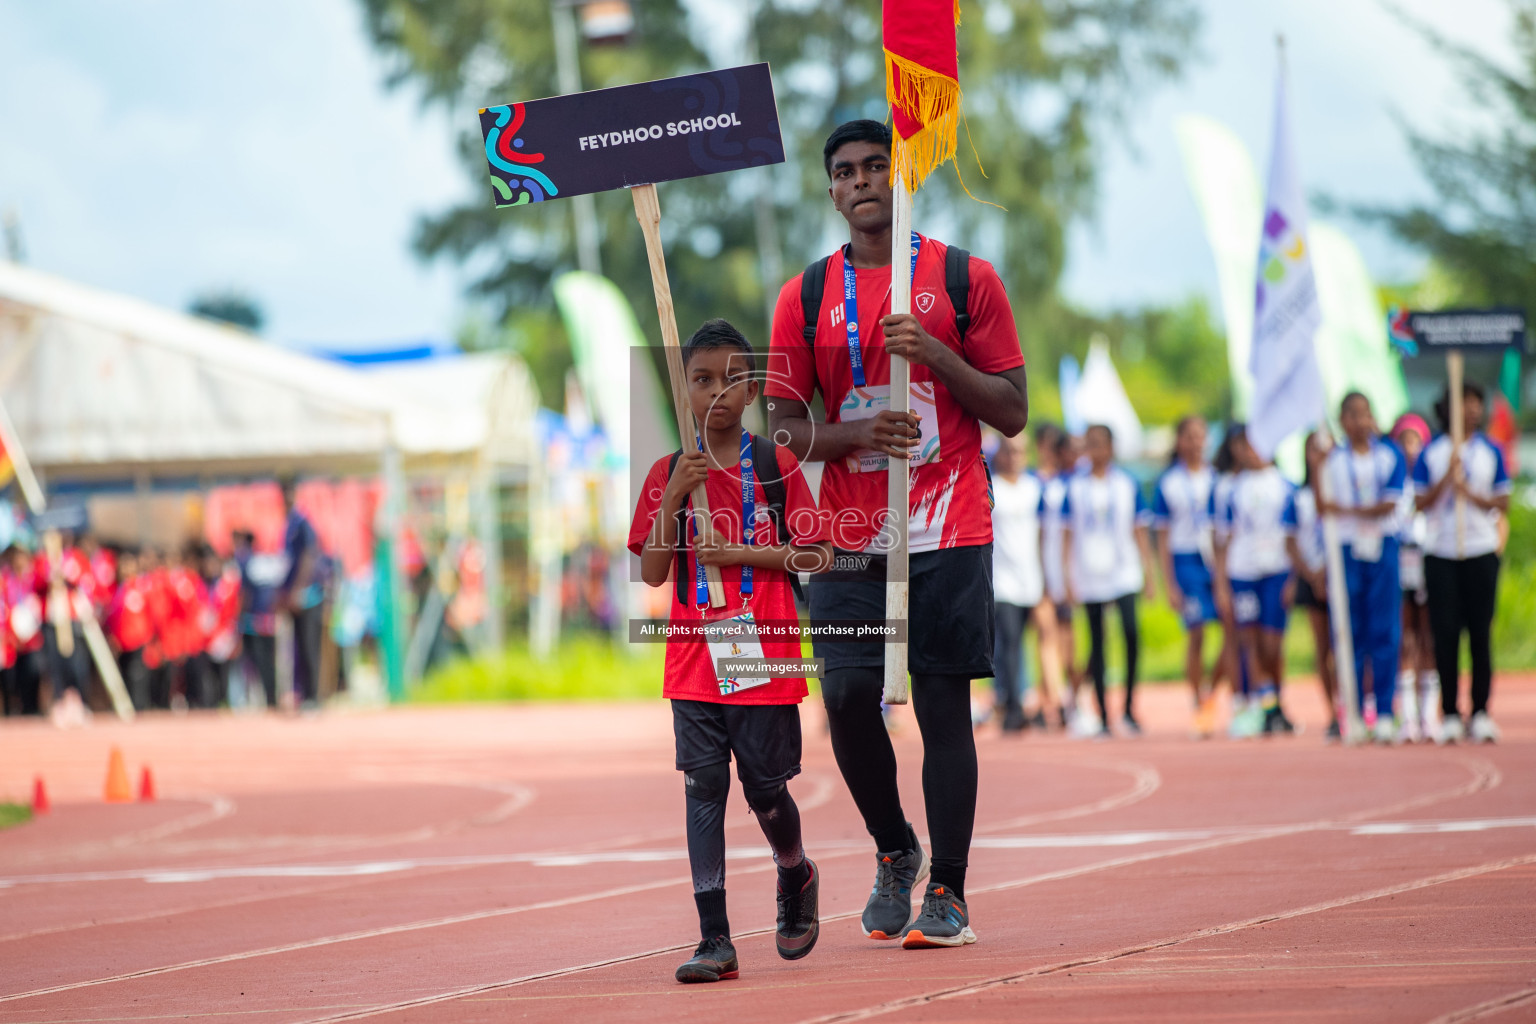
[901,882,976,948]
[1263,706,1296,735]
[1324,719,1341,743]
[675,934,738,983]
[861,832,929,940]
[775,859,819,960]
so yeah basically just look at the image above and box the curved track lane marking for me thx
[0,795,239,870]
[976,757,1161,832]
[800,852,1536,1023]
[1428,985,1536,1024]
[0,752,1499,1013]
[279,754,1505,1022]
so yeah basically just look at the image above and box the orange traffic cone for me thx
[104,747,133,803]
[138,766,156,803]
[32,776,50,815]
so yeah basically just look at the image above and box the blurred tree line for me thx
[357,0,1213,417]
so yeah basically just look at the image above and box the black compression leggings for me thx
[821,666,978,899]
[684,762,805,893]
[1085,593,1139,722]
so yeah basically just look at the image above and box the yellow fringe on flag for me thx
[884,48,961,193]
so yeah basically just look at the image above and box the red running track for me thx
[1,678,1534,1023]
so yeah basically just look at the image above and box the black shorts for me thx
[807,544,994,677]
[671,699,802,788]
[1293,574,1327,610]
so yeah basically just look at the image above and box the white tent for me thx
[0,260,537,482]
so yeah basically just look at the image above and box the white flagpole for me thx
[1316,421,1362,744]
[883,174,912,705]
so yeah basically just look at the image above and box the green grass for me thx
[412,636,666,702]
[0,804,32,830]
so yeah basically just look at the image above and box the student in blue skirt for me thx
[1152,415,1219,737]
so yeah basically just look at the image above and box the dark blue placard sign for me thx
[478,63,784,208]
[1388,307,1528,356]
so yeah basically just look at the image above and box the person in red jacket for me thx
[106,550,157,711]
[188,544,241,708]
[2,545,43,715]
[141,548,175,709]
[162,545,209,710]
[36,532,94,710]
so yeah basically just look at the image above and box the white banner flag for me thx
[1248,59,1324,459]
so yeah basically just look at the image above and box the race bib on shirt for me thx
[701,608,769,695]
[9,600,40,643]
[839,382,942,473]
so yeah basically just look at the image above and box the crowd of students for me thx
[987,381,1514,745]
[0,483,333,722]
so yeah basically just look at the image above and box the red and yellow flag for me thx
[883,0,961,191]
[0,432,13,491]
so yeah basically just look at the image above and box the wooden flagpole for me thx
[882,175,912,705]
[630,182,726,608]
[0,397,134,720]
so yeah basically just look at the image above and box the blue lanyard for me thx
[691,431,755,608]
[842,231,921,387]
[1344,442,1380,508]
[1080,473,1119,535]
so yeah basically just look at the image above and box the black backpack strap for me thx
[944,244,972,348]
[801,256,831,342]
[666,449,690,607]
[751,433,806,603]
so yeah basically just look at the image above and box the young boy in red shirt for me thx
[628,319,833,984]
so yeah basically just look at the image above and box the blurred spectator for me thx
[194,544,242,708]
[106,549,156,711]
[233,528,282,710]
[279,478,325,709]
[38,530,93,715]
[1,544,42,715]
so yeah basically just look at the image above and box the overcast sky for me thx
[0,0,1516,348]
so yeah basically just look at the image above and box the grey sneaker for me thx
[675,934,738,983]
[861,832,929,940]
[901,881,977,948]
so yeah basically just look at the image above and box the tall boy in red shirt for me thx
[629,319,833,984]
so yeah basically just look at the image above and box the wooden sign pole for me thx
[882,176,912,705]
[0,399,134,720]
[1447,350,1467,558]
[631,182,726,608]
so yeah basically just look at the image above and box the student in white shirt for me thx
[1038,426,1082,726]
[1412,382,1511,744]
[1061,424,1156,736]
[1152,416,1219,737]
[988,432,1056,732]
[1319,392,1408,744]
[1292,431,1339,740]
[1391,413,1437,741]
[1212,424,1297,737]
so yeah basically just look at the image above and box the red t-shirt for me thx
[107,576,156,653]
[767,234,1023,552]
[627,441,827,705]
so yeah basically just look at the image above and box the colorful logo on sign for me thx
[483,103,559,207]
[1255,208,1307,313]
[1387,307,1418,356]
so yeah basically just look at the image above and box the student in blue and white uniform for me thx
[1412,382,1512,745]
[1212,424,1296,737]
[1292,432,1339,740]
[1319,392,1407,744]
[1152,416,1219,736]
[1061,424,1157,737]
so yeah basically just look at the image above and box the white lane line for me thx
[977,758,1162,833]
[8,814,1533,888]
[291,754,1508,1023]
[0,874,707,1006]
[1427,984,1536,1024]
[0,753,1501,1014]
[803,851,1536,1023]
